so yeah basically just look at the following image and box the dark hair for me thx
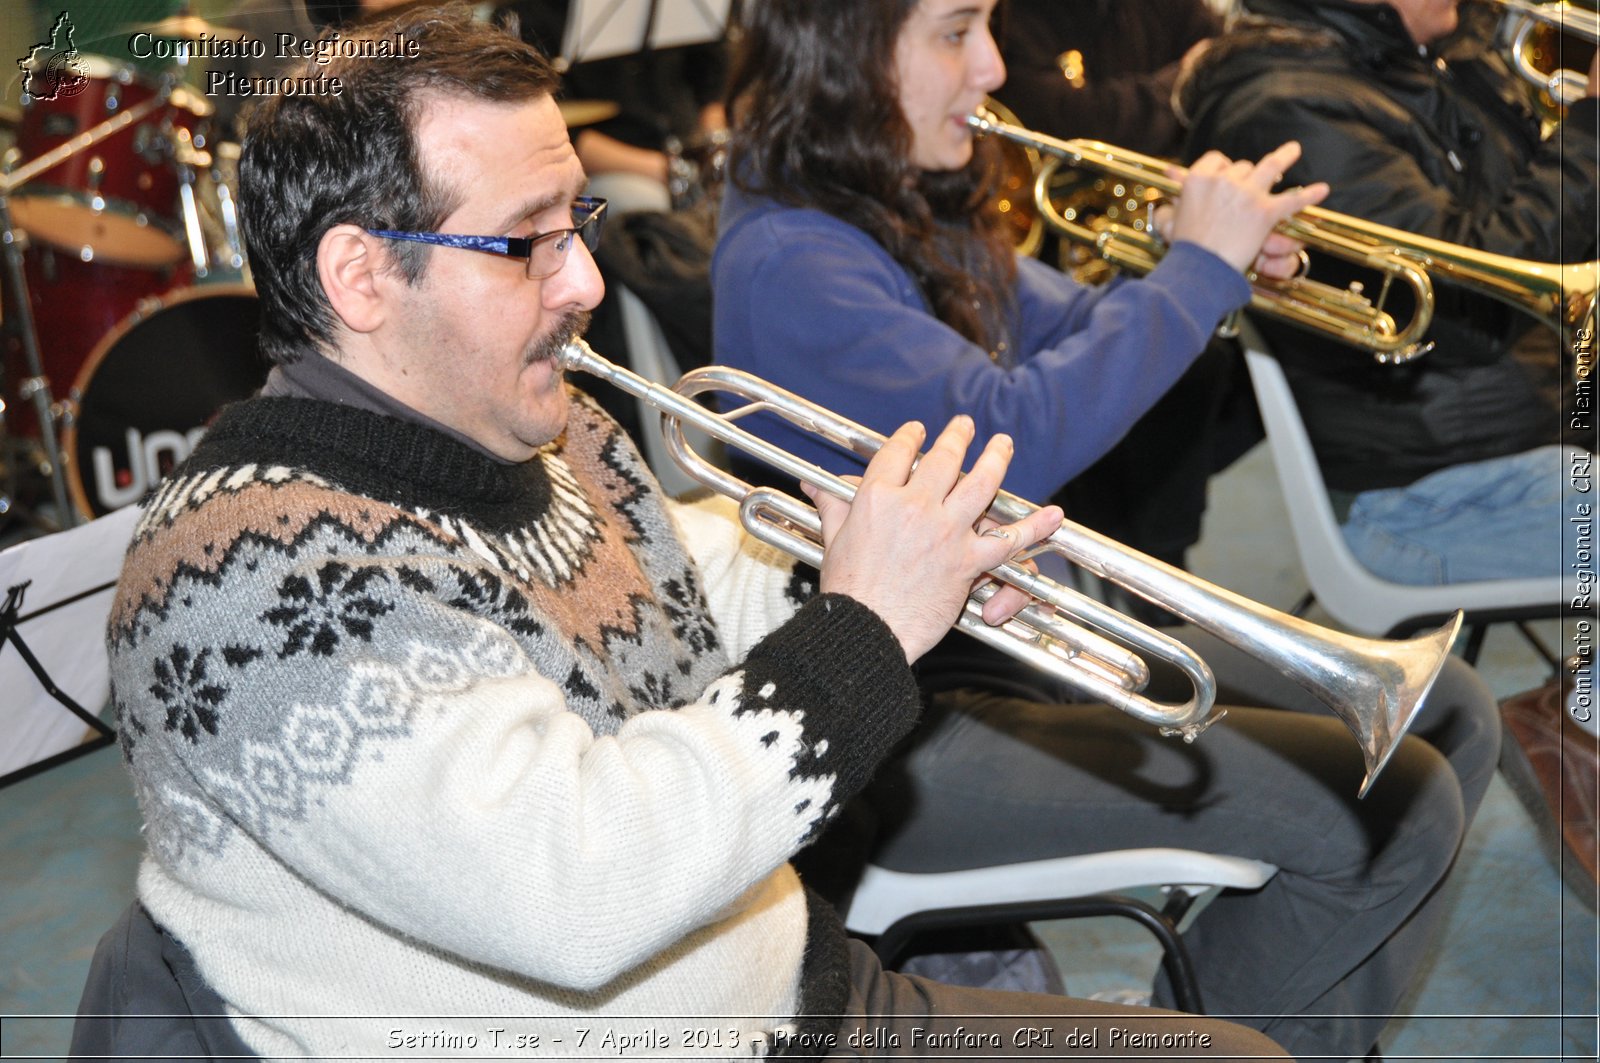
[727,0,1016,354]
[239,3,559,364]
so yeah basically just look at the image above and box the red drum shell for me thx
[12,56,213,268]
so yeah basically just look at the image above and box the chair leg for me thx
[1461,623,1489,665]
[869,894,1206,1014]
[1514,621,1561,673]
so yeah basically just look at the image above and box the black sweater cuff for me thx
[736,593,921,808]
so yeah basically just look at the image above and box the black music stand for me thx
[0,506,139,788]
[558,0,732,67]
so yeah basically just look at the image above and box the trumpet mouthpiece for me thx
[556,338,594,372]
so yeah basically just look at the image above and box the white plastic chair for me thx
[1238,324,1562,660]
[845,848,1278,1014]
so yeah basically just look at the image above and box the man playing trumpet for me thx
[84,4,1291,1058]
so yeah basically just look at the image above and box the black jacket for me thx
[996,0,1222,157]
[1177,0,1598,490]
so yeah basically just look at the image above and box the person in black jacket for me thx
[1177,0,1598,585]
[997,0,1223,158]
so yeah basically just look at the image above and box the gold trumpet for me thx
[971,109,1600,365]
[559,339,1463,798]
[1495,0,1600,105]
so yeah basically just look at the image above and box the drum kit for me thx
[1,13,267,530]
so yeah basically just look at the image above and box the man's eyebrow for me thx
[493,185,583,234]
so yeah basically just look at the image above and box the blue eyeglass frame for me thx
[367,196,608,279]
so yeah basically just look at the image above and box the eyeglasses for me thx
[367,196,607,280]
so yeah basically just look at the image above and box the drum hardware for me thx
[170,124,213,276]
[0,193,75,527]
[6,90,171,191]
[203,143,249,280]
[0,75,195,526]
[665,128,732,211]
[10,58,213,269]
[560,339,1463,797]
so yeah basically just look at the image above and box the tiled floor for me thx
[0,442,1595,1061]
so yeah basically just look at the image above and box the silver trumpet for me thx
[559,341,1463,796]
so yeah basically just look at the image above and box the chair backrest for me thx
[615,284,725,498]
[1238,323,1561,636]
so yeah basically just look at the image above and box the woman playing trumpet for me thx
[712,1,1502,1058]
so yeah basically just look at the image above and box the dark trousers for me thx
[70,902,257,1060]
[828,643,1497,1061]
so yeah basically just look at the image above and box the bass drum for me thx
[4,243,190,438]
[62,286,267,518]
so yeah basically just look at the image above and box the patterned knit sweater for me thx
[107,390,922,1059]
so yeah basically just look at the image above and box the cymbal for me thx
[0,105,19,130]
[131,14,233,40]
[559,99,620,128]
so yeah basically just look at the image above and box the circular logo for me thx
[42,49,90,99]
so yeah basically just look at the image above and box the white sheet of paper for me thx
[0,506,139,780]
[560,0,732,66]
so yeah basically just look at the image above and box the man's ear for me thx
[317,224,390,335]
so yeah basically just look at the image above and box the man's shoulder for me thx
[109,398,450,642]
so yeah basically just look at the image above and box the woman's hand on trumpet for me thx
[803,416,1064,663]
[1159,140,1329,277]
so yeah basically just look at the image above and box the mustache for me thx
[530,310,593,366]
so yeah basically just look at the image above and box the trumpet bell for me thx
[1341,613,1463,797]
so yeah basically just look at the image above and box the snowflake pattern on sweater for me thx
[106,390,920,1059]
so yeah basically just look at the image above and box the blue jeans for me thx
[1341,445,1587,585]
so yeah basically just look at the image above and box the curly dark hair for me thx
[238,3,559,364]
[726,0,1017,355]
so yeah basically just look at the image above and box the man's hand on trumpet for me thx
[802,416,1064,663]
[1158,140,1330,277]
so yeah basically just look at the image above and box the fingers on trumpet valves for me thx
[973,510,1063,625]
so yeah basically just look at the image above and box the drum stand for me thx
[0,92,171,530]
[0,194,75,528]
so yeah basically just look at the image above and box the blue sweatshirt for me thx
[712,184,1252,501]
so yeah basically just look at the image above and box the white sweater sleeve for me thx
[666,493,812,662]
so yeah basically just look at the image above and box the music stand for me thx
[557,0,733,67]
[0,506,139,788]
